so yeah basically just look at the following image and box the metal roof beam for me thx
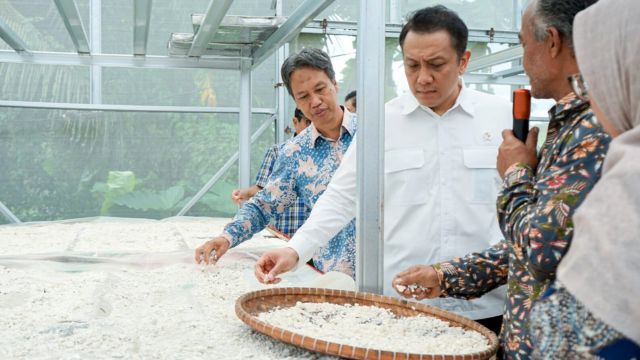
[0,100,274,114]
[188,0,234,57]
[300,20,520,44]
[251,0,336,69]
[0,50,240,70]
[54,0,91,54]
[491,65,524,79]
[133,0,153,55]
[0,17,30,53]
[464,72,529,86]
[467,45,523,72]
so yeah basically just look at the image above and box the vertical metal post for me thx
[275,0,288,144]
[90,0,102,104]
[389,0,401,24]
[239,56,252,188]
[275,43,289,144]
[514,0,524,31]
[356,0,385,293]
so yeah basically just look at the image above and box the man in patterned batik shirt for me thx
[229,108,312,238]
[392,0,609,358]
[195,48,357,277]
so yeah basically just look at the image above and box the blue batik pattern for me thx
[223,113,357,277]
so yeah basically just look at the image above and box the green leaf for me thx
[198,180,238,216]
[91,182,109,194]
[106,171,136,196]
[113,186,185,211]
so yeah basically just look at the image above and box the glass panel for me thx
[0,38,10,50]
[227,0,279,16]
[1,0,90,53]
[101,67,239,107]
[396,0,516,30]
[250,114,278,182]
[0,63,89,103]
[251,54,277,109]
[0,108,277,224]
[284,0,516,30]
[101,0,133,54]
[282,0,359,22]
[101,65,275,108]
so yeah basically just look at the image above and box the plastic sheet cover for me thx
[0,217,336,359]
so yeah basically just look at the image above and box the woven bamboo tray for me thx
[236,287,498,360]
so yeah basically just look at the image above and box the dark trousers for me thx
[476,315,504,359]
[476,315,503,336]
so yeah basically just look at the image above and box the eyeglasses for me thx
[568,73,589,102]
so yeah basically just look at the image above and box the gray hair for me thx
[529,0,597,49]
[280,48,336,96]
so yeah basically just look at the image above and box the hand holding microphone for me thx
[497,89,539,177]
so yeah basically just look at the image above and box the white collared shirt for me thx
[288,82,510,319]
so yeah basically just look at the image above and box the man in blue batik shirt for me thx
[230,108,311,238]
[195,48,358,277]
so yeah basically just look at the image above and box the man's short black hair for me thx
[281,48,335,96]
[344,90,356,102]
[294,108,305,120]
[399,5,468,59]
[344,90,356,108]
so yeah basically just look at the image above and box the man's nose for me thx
[309,93,322,107]
[417,66,434,85]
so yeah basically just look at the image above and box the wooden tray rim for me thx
[235,287,499,360]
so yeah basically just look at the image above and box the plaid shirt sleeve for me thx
[254,144,279,188]
[222,149,297,247]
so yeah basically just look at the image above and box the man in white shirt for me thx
[255,5,509,334]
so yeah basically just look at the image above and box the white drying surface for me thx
[258,302,490,355]
[0,217,335,359]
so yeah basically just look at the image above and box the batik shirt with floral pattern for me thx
[222,112,357,277]
[433,93,611,360]
[254,144,308,238]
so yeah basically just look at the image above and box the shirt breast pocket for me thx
[385,148,432,205]
[462,147,502,204]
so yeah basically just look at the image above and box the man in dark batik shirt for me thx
[391,0,609,359]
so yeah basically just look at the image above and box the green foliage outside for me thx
[0,1,276,224]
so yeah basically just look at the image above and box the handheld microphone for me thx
[513,89,531,142]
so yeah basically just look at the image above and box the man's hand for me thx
[194,236,230,264]
[230,188,254,205]
[497,127,539,178]
[255,247,299,284]
[392,265,441,300]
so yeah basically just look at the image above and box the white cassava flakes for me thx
[0,218,336,359]
[258,302,490,355]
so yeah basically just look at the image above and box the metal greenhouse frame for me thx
[0,0,529,293]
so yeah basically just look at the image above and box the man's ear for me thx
[546,26,563,58]
[458,50,472,75]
